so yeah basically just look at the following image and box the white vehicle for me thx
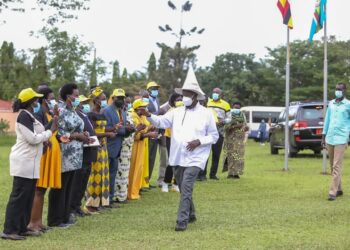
[241,106,284,140]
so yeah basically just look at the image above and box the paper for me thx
[83,136,100,147]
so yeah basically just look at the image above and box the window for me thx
[252,111,281,123]
[300,106,323,120]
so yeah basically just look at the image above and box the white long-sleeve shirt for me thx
[148,103,219,170]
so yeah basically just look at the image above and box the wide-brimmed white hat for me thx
[175,65,205,100]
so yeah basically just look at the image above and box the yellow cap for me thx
[89,86,104,98]
[146,81,160,89]
[111,88,126,97]
[133,99,149,110]
[79,95,90,103]
[18,88,43,103]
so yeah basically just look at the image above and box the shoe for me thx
[105,203,120,209]
[336,190,343,197]
[171,184,180,193]
[1,233,26,240]
[210,176,219,180]
[227,175,235,179]
[189,215,197,223]
[328,195,336,201]
[161,182,169,193]
[20,229,42,237]
[233,175,240,179]
[149,185,156,189]
[115,199,128,204]
[175,222,187,231]
[83,206,99,215]
[39,226,51,233]
[55,223,71,229]
[75,209,86,217]
[140,188,149,193]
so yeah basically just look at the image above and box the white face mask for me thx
[182,96,193,107]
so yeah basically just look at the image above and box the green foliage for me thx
[111,60,120,85]
[147,52,157,81]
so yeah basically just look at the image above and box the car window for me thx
[300,106,323,120]
[252,111,281,123]
[278,106,298,122]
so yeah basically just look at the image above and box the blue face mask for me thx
[231,108,241,115]
[33,102,41,113]
[150,90,159,98]
[100,100,108,109]
[72,97,80,108]
[335,90,343,99]
[47,99,57,110]
[212,93,220,101]
[82,104,90,113]
[143,98,150,103]
[127,103,132,110]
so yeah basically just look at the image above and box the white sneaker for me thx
[161,182,169,193]
[171,184,180,193]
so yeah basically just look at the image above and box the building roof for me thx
[0,99,12,111]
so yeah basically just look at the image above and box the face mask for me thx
[212,93,220,101]
[114,99,124,108]
[143,98,150,103]
[127,103,132,110]
[335,90,343,99]
[183,96,193,107]
[47,99,57,110]
[100,100,108,109]
[33,102,41,113]
[231,108,241,115]
[175,101,184,107]
[150,90,159,98]
[71,97,80,108]
[82,104,90,113]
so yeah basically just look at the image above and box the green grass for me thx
[1,136,350,249]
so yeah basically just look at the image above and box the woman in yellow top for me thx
[27,86,61,233]
[128,99,158,200]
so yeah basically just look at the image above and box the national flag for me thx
[277,0,293,29]
[309,0,327,42]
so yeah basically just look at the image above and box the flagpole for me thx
[322,2,328,174]
[284,26,290,171]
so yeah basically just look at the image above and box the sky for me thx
[0,0,349,73]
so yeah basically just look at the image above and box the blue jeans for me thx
[109,156,119,201]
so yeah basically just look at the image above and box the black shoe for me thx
[149,185,156,189]
[336,190,343,197]
[328,195,336,201]
[227,175,235,179]
[189,215,197,223]
[140,188,149,193]
[20,229,42,237]
[210,176,219,180]
[1,233,26,240]
[233,175,240,179]
[175,222,187,231]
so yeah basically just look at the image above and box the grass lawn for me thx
[1,136,350,249]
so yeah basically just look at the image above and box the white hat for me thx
[175,65,205,100]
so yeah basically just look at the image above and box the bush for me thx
[0,118,10,135]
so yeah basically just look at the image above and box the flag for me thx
[309,0,327,42]
[277,0,293,29]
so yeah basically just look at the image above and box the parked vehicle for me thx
[269,101,325,157]
[241,106,284,140]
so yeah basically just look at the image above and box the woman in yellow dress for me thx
[85,87,117,212]
[27,86,61,233]
[128,99,158,200]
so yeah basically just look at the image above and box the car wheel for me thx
[270,143,278,155]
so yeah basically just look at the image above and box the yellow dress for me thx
[128,111,150,200]
[86,118,110,207]
[37,113,61,189]
[141,116,150,189]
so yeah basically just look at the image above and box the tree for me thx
[111,60,120,85]
[156,1,204,96]
[147,52,157,81]
[0,0,90,26]
[121,68,128,85]
[31,47,50,86]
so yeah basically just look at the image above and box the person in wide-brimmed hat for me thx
[143,66,219,232]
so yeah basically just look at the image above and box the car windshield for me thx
[300,106,323,120]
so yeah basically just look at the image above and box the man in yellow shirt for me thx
[206,88,231,180]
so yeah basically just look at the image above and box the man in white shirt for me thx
[144,67,219,231]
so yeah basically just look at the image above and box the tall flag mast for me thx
[309,0,328,174]
[277,0,293,171]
